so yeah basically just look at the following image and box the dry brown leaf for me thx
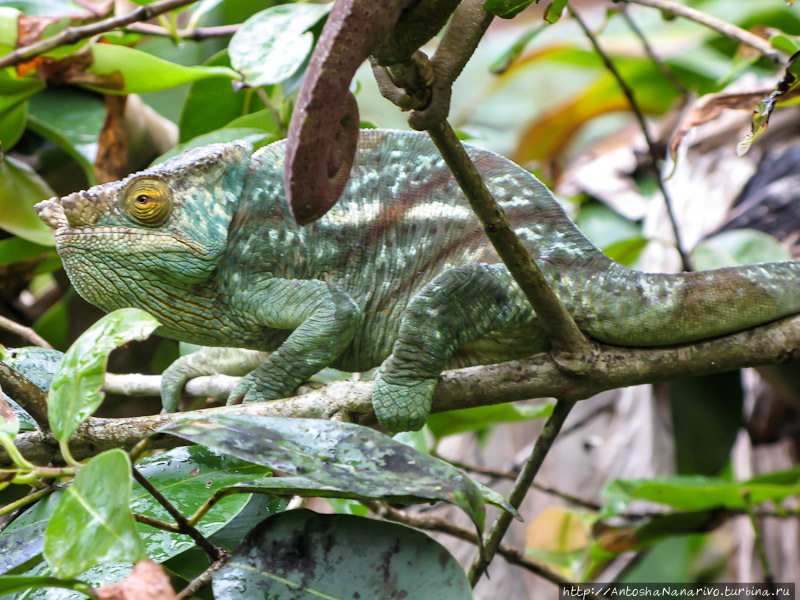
[94,560,176,600]
[94,95,130,183]
[669,87,800,160]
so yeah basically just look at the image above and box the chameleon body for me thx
[36,130,800,432]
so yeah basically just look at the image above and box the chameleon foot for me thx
[372,371,437,433]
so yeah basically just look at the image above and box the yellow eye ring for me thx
[122,178,172,225]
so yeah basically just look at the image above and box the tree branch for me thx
[4,313,800,465]
[0,315,52,349]
[426,119,595,363]
[0,0,201,70]
[614,0,783,64]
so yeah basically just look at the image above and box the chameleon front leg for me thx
[373,264,533,432]
[161,348,268,412]
[228,279,361,404]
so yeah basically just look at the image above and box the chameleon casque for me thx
[36,130,800,432]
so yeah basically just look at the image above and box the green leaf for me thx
[48,309,159,447]
[26,89,106,185]
[0,489,60,575]
[83,44,237,94]
[213,510,473,600]
[152,128,274,166]
[601,473,800,516]
[0,67,44,150]
[0,237,53,267]
[0,155,56,246]
[427,402,554,439]
[44,449,146,578]
[131,445,276,561]
[178,49,261,142]
[229,2,332,87]
[162,416,488,534]
[576,203,641,251]
[482,0,533,19]
[0,575,93,597]
[690,229,792,270]
[544,0,568,23]
[603,236,649,267]
[771,34,800,55]
[224,107,282,135]
[490,24,546,74]
[0,7,19,49]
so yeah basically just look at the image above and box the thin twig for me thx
[426,119,594,363]
[369,502,607,600]
[615,0,783,64]
[467,399,576,586]
[124,22,240,41]
[446,458,601,510]
[0,0,201,70]
[176,556,230,600]
[131,467,224,561]
[0,485,57,518]
[0,315,53,349]
[570,6,691,271]
[134,513,180,533]
[620,8,689,96]
[256,88,287,135]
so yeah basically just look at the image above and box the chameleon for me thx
[35,129,800,432]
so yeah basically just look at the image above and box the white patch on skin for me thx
[406,202,470,222]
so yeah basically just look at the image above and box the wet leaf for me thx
[229,3,331,87]
[44,449,146,578]
[0,155,56,246]
[690,229,792,270]
[83,44,237,94]
[0,575,93,597]
[48,309,159,447]
[131,445,275,562]
[482,0,534,19]
[213,510,473,600]
[738,50,800,156]
[427,401,554,439]
[0,489,59,575]
[162,416,488,534]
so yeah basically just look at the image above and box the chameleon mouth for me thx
[34,197,68,229]
[55,227,209,255]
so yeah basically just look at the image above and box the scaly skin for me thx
[36,130,800,432]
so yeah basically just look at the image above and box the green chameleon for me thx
[36,130,800,432]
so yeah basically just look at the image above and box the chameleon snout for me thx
[36,191,102,229]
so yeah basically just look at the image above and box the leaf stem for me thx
[743,491,776,588]
[467,399,575,586]
[0,485,57,517]
[131,466,225,561]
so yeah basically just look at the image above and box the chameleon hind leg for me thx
[372,263,538,432]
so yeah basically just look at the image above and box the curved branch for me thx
[0,0,200,70]
[616,0,783,64]
[5,314,800,465]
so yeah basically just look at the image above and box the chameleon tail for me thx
[569,260,800,347]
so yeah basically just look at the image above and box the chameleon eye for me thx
[122,178,172,225]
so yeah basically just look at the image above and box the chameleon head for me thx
[35,142,253,313]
